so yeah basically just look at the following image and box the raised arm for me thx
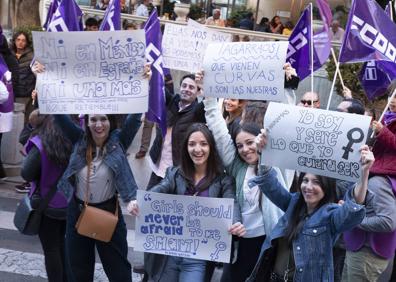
[330,145,374,234]
[249,167,292,212]
[118,113,142,150]
[53,115,84,145]
[353,145,374,204]
[203,97,236,167]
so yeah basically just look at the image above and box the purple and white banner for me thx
[99,0,121,31]
[339,0,396,63]
[47,0,83,32]
[144,9,167,136]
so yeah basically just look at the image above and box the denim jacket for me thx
[246,168,366,282]
[55,114,141,203]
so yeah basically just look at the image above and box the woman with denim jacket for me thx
[54,112,141,282]
[246,132,374,282]
[129,123,245,282]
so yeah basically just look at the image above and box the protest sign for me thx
[261,102,371,182]
[203,41,288,101]
[134,190,233,263]
[0,112,12,132]
[162,23,231,72]
[32,30,148,114]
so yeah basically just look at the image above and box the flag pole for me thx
[327,61,337,110]
[331,48,345,89]
[310,2,314,108]
[371,88,396,138]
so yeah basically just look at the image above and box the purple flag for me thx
[43,0,59,30]
[359,3,396,100]
[339,0,396,63]
[144,9,166,136]
[48,0,83,32]
[287,5,312,80]
[313,0,332,71]
[99,0,121,31]
[316,0,332,28]
[359,61,392,100]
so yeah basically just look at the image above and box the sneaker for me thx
[15,182,31,193]
[135,150,147,159]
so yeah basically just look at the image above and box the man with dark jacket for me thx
[11,31,36,107]
[146,74,205,189]
[239,12,255,30]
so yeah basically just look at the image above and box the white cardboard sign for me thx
[203,41,288,101]
[32,30,148,114]
[262,102,371,182]
[162,23,232,72]
[134,190,233,263]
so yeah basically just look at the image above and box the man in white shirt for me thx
[331,20,345,42]
[135,0,151,17]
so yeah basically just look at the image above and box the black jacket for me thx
[149,91,205,166]
[12,47,36,98]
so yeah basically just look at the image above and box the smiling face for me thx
[88,114,110,146]
[187,131,210,168]
[300,173,325,213]
[235,131,258,165]
[224,99,242,114]
[15,34,27,51]
[179,77,198,105]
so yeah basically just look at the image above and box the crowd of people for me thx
[0,3,394,282]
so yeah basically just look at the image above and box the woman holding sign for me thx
[129,123,245,282]
[246,131,374,282]
[32,63,151,282]
[202,95,286,282]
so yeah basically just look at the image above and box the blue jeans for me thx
[65,197,131,282]
[159,256,206,282]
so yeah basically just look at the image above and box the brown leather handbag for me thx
[75,160,118,243]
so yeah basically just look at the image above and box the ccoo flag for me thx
[359,2,396,100]
[144,9,167,137]
[47,0,83,32]
[287,5,312,80]
[99,0,121,31]
[339,0,396,63]
[43,0,59,30]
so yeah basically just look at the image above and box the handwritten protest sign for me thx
[32,30,148,114]
[203,41,288,101]
[162,23,231,72]
[261,102,371,182]
[134,190,233,263]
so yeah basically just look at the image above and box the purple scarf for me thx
[384,111,396,126]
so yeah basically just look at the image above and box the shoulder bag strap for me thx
[36,173,63,213]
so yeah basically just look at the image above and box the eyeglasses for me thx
[300,100,319,106]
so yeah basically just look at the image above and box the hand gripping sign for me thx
[32,30,148,114]
[134,191,233,263]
